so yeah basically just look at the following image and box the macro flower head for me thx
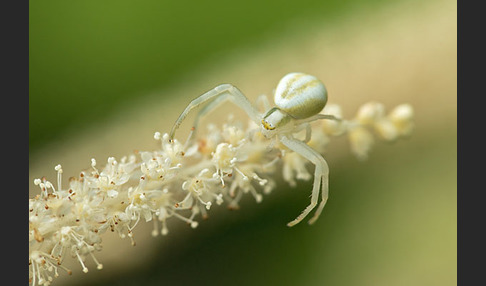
[29,95,413,285]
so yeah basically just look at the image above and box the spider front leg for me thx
[279,135,329,226]
[169,84,261,142]
[292,123,312,143]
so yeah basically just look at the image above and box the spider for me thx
[169,72,340,227]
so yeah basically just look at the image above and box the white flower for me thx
[179,168,222,211]
[374,118,399,141]
[355,102,385,125]
[222,123,246,146]
[212,142,238,178]
[389,104,414,136]
[348,126,375,160]
[321,103,346,136]
[282,151,312,187]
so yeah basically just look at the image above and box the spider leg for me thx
[291,123,312,143]
[303,124,312,143]
[295,114,341,125]
[255,94,271,113]
[307,168,329,225]
[279,135,329,227]
[169,84,261,141]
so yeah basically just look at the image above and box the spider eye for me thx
[274,73,328,119]
[262,107,291,131]
[261,119,275,130]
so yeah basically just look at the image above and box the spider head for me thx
[260,107,294,138]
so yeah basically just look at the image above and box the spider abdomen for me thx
[274,72,328,119]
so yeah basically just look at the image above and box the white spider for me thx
[169,72,340,227]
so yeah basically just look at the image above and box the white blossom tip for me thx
[161,227,169,236]
[255,194,263,203]
[205,202,212,210]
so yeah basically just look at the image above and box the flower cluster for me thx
[29,100,413,285]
